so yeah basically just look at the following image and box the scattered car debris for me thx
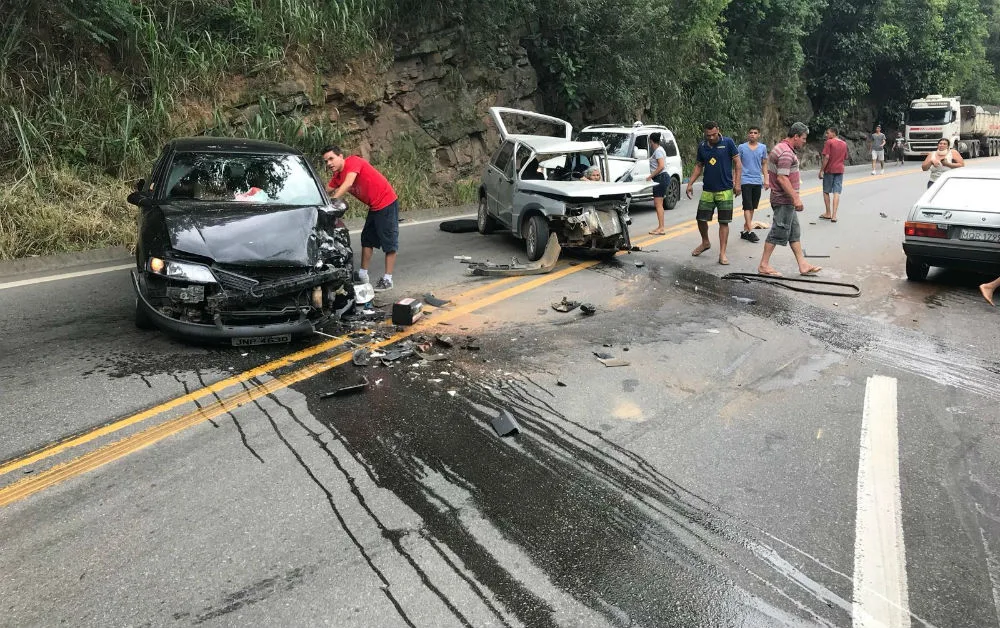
[552,296,581,313]
[602,343,613,347]
[428,378,443,383]
[447,390,457,396]
[454,255,472,262]
[320,377,369,398]
[435,335,454,348]
[467,233,562,277]
[462,338,481,351]
[417,351,448,361]
[423,293,450,307]
[490,409,521,437]
[391,298,424,325]
[732,296,757,305]
[597,357,630,367]
[593,351,614,359]
[580,303,597,315]
[382,345,415,362]
[557,380,567,387]
[352,348,372,366]
[635,260,645,268]
[879,212,888,218]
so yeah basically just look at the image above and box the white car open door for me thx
[489,107,572,141]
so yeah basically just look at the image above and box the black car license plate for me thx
[232,334,291,347]
[959,228,1000,243]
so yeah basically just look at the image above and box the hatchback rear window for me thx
[930,177,1000,213]
[165,153,323,205]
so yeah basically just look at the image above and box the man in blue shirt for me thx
[736,127,768,243]
[685,121,742,265]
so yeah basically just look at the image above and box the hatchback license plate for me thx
[232,334,291,347]
[959,228,1000,243]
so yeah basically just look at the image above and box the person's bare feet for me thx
[692,242,711,256]
[719,255,729,265]
[758,266,782,276]
[981,283,996,306]
[799,266,822,276]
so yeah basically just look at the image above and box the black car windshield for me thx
[907,108,954,125]
[577,131,632,157]
[164,152,323,205]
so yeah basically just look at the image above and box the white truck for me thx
[904,94,1000,159]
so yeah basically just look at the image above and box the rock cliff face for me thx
[227,26,539,190]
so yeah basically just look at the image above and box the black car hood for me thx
[163,204,320,267]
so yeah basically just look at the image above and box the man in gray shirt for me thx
[869,125,887,175]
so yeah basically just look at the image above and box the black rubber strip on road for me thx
[439,219,478,233]
[722,272,861,298]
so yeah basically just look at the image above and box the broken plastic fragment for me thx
[593,351,614,360]
[580,303,596,315]
[435,335,454,348]
[490,409,521,437]
[423,293,450,307]
[552,296,581,313]
[353,348,372,366]
[417,351,448,361]
[319,377,369,398]
[635,261,645,268]
[597,358,630,367]
[732,296,757,305]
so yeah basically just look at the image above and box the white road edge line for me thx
[0,213,477,291]
[0,264,135,291]
[853,375,911,627]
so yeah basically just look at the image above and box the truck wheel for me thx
[135,297,155,330]
[664,176,681,210]
[905,257,929,282]
[523,215,549,262]
[477,195,497,235]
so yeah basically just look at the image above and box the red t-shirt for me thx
[328,155,397,211]
[821,138,848,174]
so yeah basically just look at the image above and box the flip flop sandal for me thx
[818,215,832,220]
[800,267,822,276]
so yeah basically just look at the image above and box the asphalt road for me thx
[2,159,1000,627]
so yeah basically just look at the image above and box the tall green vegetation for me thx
[2,0,1000,258]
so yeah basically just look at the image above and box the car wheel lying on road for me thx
[477,195,496,235]
[524,214,549,262]
[906,256,930,281]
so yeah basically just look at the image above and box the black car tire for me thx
[664,176,681,210]
[135,296,155,330]
[524,214,549,262]
[905,256,930,281]
[477,196,497,235]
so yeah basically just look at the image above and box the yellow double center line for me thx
[1,162,954,506]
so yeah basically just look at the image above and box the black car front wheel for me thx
[905,256,930,281]
[523,215,549,262]
[135,297,155,330]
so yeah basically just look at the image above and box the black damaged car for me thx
[128,137,370,345]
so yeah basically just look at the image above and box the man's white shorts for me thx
[872,150,885,162]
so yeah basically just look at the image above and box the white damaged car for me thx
[478,107,654,261]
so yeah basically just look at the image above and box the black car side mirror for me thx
[134,178,145,193]
[324,198,348,218]
[127,191,151,207]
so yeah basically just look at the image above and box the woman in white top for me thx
[646,132,669,235]
[921,138,964,188]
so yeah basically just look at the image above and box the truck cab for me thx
[905,95,1000,158]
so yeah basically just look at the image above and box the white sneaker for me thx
[871,169,876,175]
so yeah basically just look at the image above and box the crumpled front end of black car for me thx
[133,225,362,345]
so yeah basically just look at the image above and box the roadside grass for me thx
[0,169,134,259]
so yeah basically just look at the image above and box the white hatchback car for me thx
[902,169,1000,280]
[577,122,684,208]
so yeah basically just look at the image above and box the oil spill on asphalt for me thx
[293,345,849,627]
[667,265,1000,401]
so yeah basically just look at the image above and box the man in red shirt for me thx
[323,146,399,291]
[818,127,848,223]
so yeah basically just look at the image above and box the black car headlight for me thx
[148,257,218,284]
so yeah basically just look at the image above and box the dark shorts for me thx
[696,190,734,223]
[766,204,801,246]
[741,184,762,211]
[360,200,399,253]
[822,173,843,194]
[652,173,669,198]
